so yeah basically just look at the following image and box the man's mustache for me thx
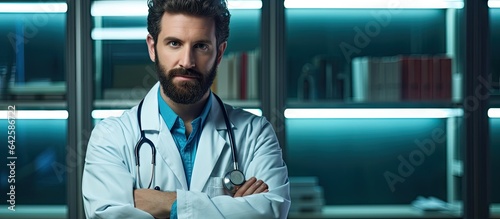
[169,68,203,79]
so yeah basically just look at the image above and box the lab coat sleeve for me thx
[176,116,291,219]
[82,118,154,219]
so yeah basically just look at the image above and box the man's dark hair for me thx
[147,0,231,47]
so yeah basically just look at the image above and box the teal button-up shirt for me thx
[157,89,212,218]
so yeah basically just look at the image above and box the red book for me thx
[440,57,452,100]
[402,56,422,101]
[401,56,411,100]
[412,57,422,100]
[431,56,442,100]
[420,56,431,100]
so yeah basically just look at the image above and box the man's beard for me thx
[156,56,217,104]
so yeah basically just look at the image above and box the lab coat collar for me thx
[141,82,231,131]
[140,82,162,131]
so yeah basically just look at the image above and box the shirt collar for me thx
[157,88,212,130]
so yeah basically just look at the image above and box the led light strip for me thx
[91,1,147,17]
[0,3,67,13]
[489,0,500,8]
[226,0,262,9]
[92,27,148,40]
[0,110,68,119]
[488,108,500,118]
[91,0,261,17]
[284,0,464,9]
[92,108,262,119]
[284,108,464,119]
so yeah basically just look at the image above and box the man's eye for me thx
[168,41,180,47]
[196,44,209,51]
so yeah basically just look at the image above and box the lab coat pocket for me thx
[206,177,225,198]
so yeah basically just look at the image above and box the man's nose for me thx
[179,48,195,69]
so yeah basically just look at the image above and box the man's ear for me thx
[216,41,227,65]
[146,34,156,62]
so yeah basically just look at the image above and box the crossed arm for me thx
[84,114,289,219]
[134,177,269,218]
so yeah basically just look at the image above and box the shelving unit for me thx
[282,1,494,218]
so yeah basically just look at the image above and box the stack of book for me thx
[289,177,325,213]
[352,55,452,102]
[212,49,260,100]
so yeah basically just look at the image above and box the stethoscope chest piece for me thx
[223,169,245,194]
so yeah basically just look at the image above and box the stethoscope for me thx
[134,93,246,194]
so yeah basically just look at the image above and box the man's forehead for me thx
[159,12,216,37]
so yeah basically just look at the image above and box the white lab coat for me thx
[82,82,290,219]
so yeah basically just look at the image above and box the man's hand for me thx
[233,177,269,197]
[134,189,176,219]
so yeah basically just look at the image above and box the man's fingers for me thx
[243,179,265,196]
[254,181,268,194]
[233,177,269,197]
[242,180,260,196]
[233,177,256,197]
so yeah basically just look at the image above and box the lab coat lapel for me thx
[141,82,188,189]
[190,95,229,191]
[155,125,189,190]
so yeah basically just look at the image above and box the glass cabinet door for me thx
[284,0,466,217]
[0,1,67,100]
[91,0,262,121]
[0,1,68,218]
[91,0,154,107]
[285,1,464,105]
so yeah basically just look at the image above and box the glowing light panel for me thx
[284,108,463,119]
[0,110,68,119]
[0,3,67,13]
[284,0,464,9]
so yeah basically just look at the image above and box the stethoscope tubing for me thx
[134,99,157,189]
[213,94,239,171]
